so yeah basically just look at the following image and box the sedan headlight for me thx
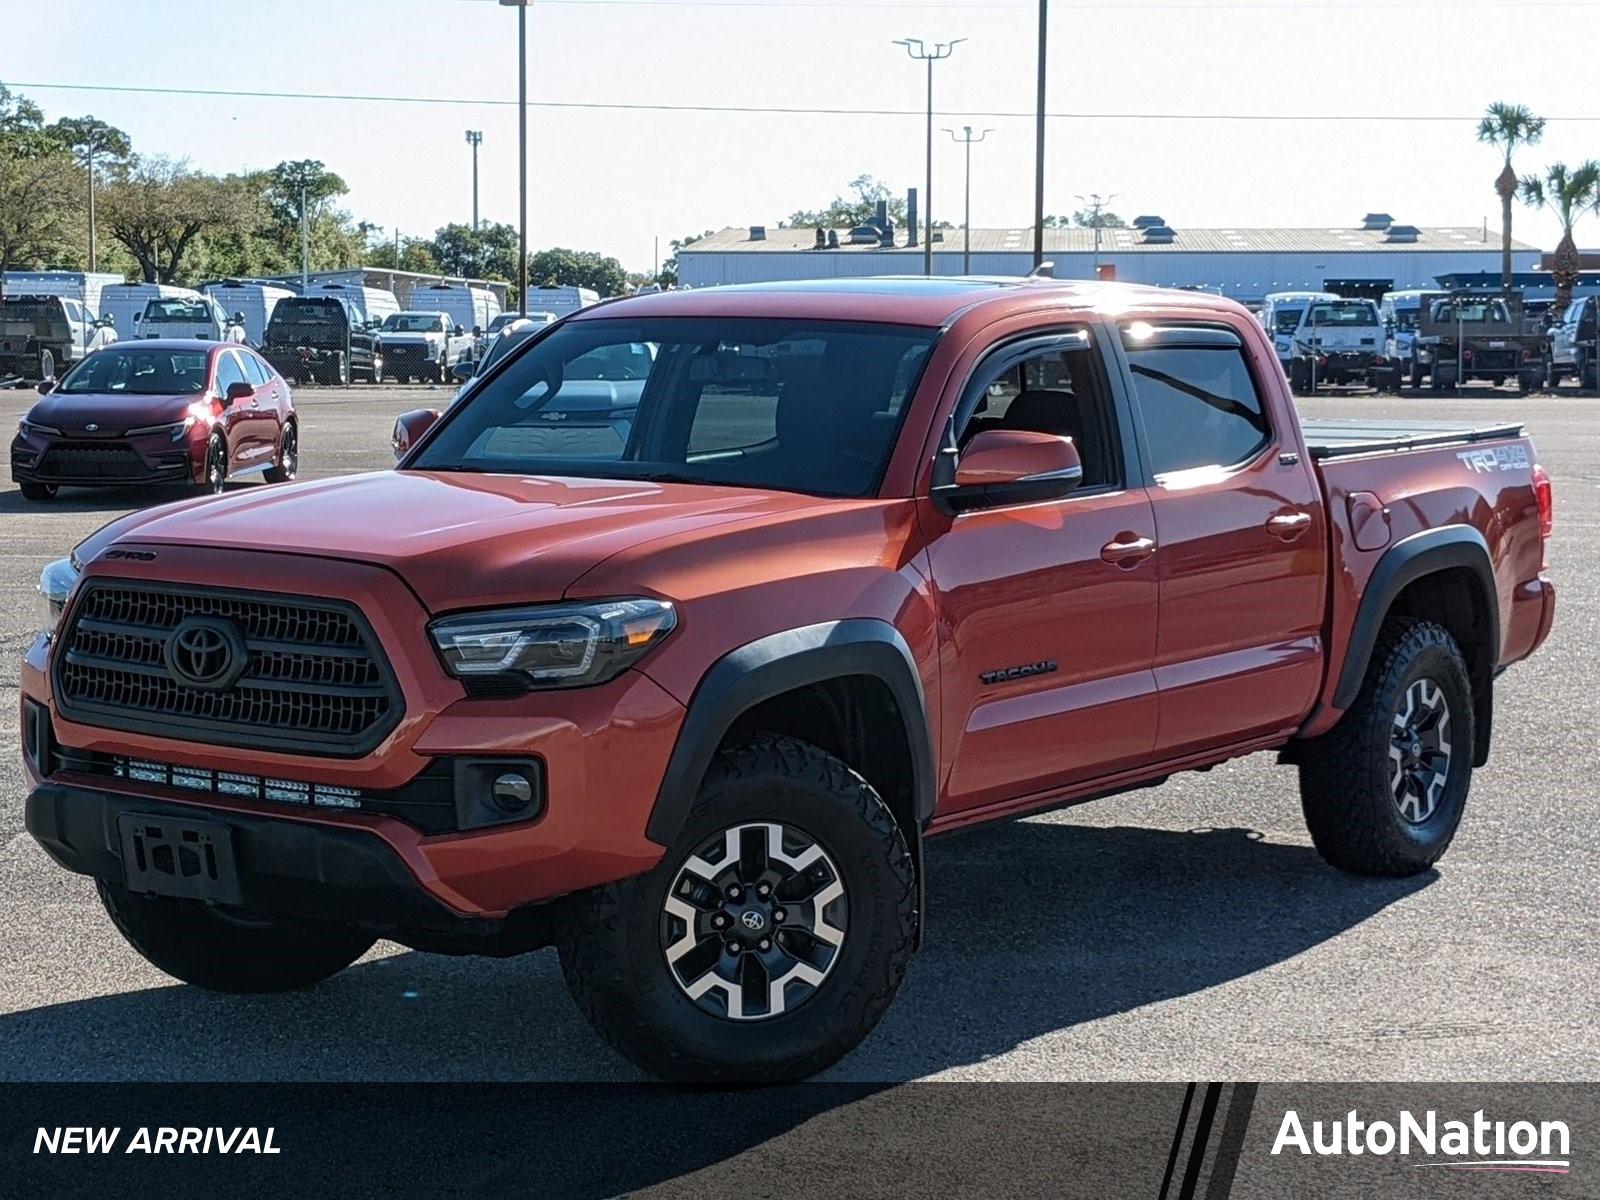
[429,598,676,689]
[39,557,80,633]
[17,419,61,439]
[126,416,196,443]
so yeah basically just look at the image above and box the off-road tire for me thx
[97,880,375,993]
[558,733,917,1083]
[19,480,57,501]
[1296,617,1474,877]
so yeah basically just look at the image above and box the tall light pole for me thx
[500,0,533,315]
[465,130,483,231]
[1032,0,1048,270]
[85,136,99,272]
[300,180,310,287]
[1075,191,1116,278]
[894,37,965,277]
[944,126,992,275]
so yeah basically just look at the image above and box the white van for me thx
[306,282,400,329]
[137,294,246,342]
[1,270,124,320]
[98,282,202,340]
[409,282,503,337]
[1259,291,1338,365]
[203,280,295,346]
[523,286,599,321]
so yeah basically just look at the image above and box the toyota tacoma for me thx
[22,279,1556,1081]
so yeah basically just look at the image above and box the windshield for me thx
[413,317,936,498]
[1307,302,1379,326]
[58,349,210,395]
[1,299,65,328]
[1272,309,1304,334]
[1432,299,1510,323]
[1394,310,1419,332]
[487,313,522,334]
[383,313,443,332]
[143,299,211,322]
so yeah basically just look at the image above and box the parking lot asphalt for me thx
[0,381,1595,1083]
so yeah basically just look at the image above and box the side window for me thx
[240,351,270,387]
[957,334,1122,492]
[214,351,248,395]
[1124,338,1270,475]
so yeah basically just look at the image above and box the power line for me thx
[13,81,1600,122]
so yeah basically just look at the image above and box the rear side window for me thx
[1124,340,1270,475]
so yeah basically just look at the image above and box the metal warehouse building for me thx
[677,214,1540,304]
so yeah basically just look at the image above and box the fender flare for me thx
[1331,525,1498,711]
[645,619,935,848]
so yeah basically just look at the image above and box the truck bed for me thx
[1300,417,1525,461]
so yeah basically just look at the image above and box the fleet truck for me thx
[24,279,1555,1083]
[1416,292,1546,394]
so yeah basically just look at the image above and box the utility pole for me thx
[85,136,98,272]
[465,130,483,230]
[1075,191,1116,277]
[300,180,309,287]
[945,126,993,275]
[501,0,534,315]
[1032,0,1048,270]
[894,37,965,277]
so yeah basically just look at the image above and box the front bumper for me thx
[11,430,202,487]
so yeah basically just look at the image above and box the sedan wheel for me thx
[200,437,227,495]
[265,423,297,484]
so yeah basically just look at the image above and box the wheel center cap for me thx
[739,908,767,933]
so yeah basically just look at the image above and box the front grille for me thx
[38,443,148,480]
[385,344,424,361]
[53,581,403,757]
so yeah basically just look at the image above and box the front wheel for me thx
[558,733,917,1082]
[19,480,58,501]
[198,435,227,495]
[366,353,384,383]
[98,880,374,993]
[1296,617,1475,876]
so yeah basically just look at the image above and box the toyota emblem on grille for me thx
[163,616,248,690]
[84,423,100,432]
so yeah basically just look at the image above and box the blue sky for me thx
[7,0,1600,271]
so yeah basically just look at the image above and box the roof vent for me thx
[1384,224,1420,243]
[1140,224,1176,244]
[748,225,766,241]
[827,229,840,249]
[847,226,880,245]
[814,227,827,249]
[1132,215,1167,229]
[1362,212,1394,230]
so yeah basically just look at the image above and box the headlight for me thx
[38,557,80,633]
[126,416,196,443]
[18,419,61,438]
[429,598,676,689]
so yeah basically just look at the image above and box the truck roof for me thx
[570,276,1251,328]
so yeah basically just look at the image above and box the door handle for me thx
[1266,511,1313,540]
[1100,535,1156,567]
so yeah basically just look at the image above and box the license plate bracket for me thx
[117,814,243,904]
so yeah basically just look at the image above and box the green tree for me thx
[0,84,85,300]
[527,247,628,297]
[428,221,520,280]
[787,174,906,229]
[1477,102,1546,293]
[1519,160,1600,310]
[363,233,440,275]
[656,229,713,287]
[99,157,255,283]
[44,115,133,272]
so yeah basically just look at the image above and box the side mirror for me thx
[392,408,442,460]
[471,325,483,337]
[36,379,56,395]
[936,429,1083,512]
[225,380,254,403]
[450,360,475,383]
[454,325,466,338]
[231,312,246,326]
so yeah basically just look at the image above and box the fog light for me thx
[491,772,535,814]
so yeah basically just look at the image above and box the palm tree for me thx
[1477,102,1547,292]
[1520,160,1600,310]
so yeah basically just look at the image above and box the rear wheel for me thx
[98,880,375,993]
[558,733,917,1082]
[366,353,384,383]
[1408,358,1424,388]
[264,421,297,483]
[19,480,57,501]
[1296,617,1474,876]
[37,348,55,381]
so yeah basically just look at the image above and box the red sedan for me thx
[10,340,298,501]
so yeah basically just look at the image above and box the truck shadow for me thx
[0,821,1427,1086]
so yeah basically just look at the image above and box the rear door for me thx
[922,325,1161,814]
[1112,320,1328,757]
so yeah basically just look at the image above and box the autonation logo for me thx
[1272,1108,1571,1175]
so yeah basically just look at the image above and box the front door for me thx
[923,328,1161,816]
[1113,321,1328,758]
